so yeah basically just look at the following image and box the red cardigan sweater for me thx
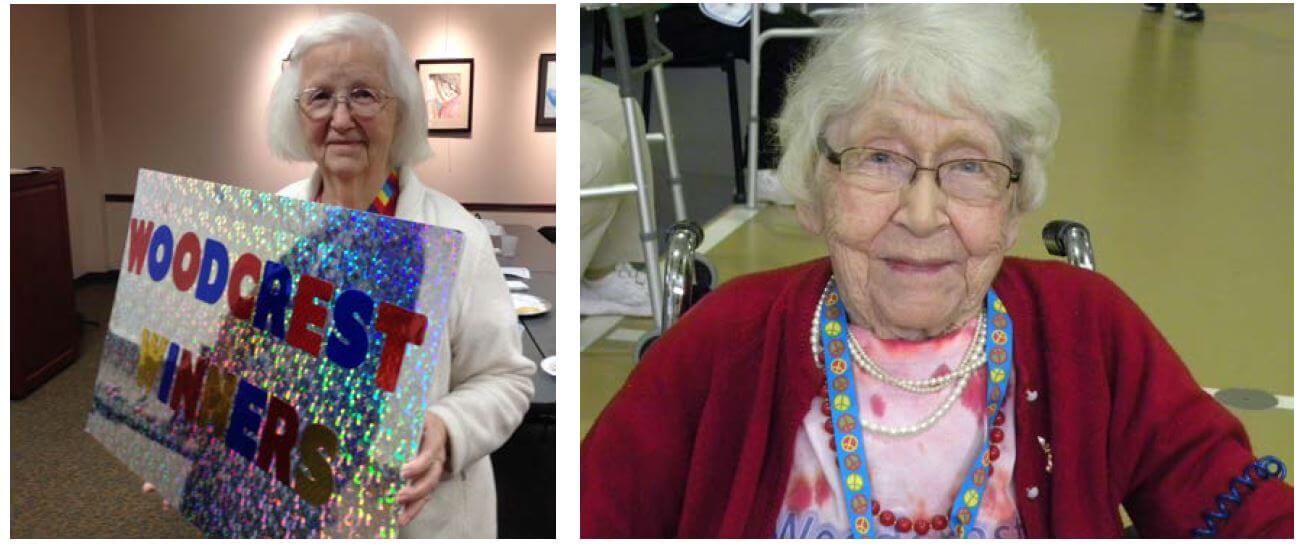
[581,257,1292,538]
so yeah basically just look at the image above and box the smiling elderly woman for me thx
[580,5,1291,539]
[270,13,533,537]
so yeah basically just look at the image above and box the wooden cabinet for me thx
[11,167,80,398]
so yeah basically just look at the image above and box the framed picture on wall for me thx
[535,53,556,130]
[417,58,474,134]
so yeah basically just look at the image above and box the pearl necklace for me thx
[810,280,981,437]
[848,315,986,394]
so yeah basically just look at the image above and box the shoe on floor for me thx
[581,263,654,317]
[757,169,796,206]
[1175,5,1205,21]
[1143,4,1163,13]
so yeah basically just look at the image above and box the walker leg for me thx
[725,57,747,204]
[607,6,665,332]
[650,64,687,222]
[643,14,688,222]
[746,4,761,210]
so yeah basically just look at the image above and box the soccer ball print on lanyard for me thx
[85,169,463,537]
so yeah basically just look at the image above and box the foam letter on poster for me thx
[253,261,292,340]
[255,395,300,486]
[286,274,334,357]
[373,303,427,393]
[194,238,230,304]
[294,423,339,506]
[198,368,238,437]
[125,218,156,275]
[136,328,169,390]
[227,253,262,320]
[171,232,202,292]
[168,347,208,423]
[325,289,374,369]
[147,225,174,282]
[226,380,268,462]
[157,343,180,404]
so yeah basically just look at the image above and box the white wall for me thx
[11,4,556,276]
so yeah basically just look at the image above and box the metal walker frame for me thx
[580,5,707,337]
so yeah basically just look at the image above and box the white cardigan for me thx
[279,167,535,538]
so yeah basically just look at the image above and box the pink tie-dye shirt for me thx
[776,316,1024,539]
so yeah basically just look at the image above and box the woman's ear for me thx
[1003,210,1022,251]
[796,199,824,235]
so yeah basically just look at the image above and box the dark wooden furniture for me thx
[491,224,555,538]
[11,167,81,399]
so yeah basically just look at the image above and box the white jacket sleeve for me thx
[427,223,535,474]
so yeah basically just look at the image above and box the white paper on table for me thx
[501,266,531,280]
[506,280,529,291]
[480,218,504,236]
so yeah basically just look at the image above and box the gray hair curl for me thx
[775,4,1060,213]
[267,12,431,167]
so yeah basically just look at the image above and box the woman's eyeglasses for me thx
[817,136,1021,206]
[296,87,394,121]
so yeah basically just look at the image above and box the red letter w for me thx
[126,218,155,275]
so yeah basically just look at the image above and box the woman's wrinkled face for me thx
[298,39,396,179]
[797,97,1022,339]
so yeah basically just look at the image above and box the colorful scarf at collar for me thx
[312,168,400,217]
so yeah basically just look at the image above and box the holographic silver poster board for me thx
[85,169,463,538]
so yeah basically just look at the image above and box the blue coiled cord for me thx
[1191,456,1287,537]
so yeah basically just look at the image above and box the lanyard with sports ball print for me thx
[817,281,1014,538]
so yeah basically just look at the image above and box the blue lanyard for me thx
[819,282,1014,538]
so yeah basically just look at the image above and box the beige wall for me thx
[11,5,104,276]
[11,4,556,276]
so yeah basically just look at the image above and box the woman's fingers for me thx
[396,463,443,526]
[397,495,430,527]
[408,460,444,501]
[395,412,449,526]
[400,447,435,481]
[401,439,436,480]
[401,418,444,480]
[143,483,170,510]
[395,456,444,505]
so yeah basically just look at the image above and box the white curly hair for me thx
[775,4,1060,213]
[267,12,432,167]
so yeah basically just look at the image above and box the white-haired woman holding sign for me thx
[272,12,534,538]
[146,12,533,538]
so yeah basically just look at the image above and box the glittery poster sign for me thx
[85,169,463,538]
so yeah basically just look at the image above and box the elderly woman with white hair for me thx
[266,12,532,537]
[581,5,1291,539]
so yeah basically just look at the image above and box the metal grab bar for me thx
[1042,220,1097,271]
[579,183,638,199]
[661,221,705,329]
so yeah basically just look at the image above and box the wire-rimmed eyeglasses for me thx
[295,87,394,121]
[817,136,1021,206]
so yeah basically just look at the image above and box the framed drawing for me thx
[535,53,556,129]
[417,58,474,134]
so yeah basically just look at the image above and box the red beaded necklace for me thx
[817,379,1009,536]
